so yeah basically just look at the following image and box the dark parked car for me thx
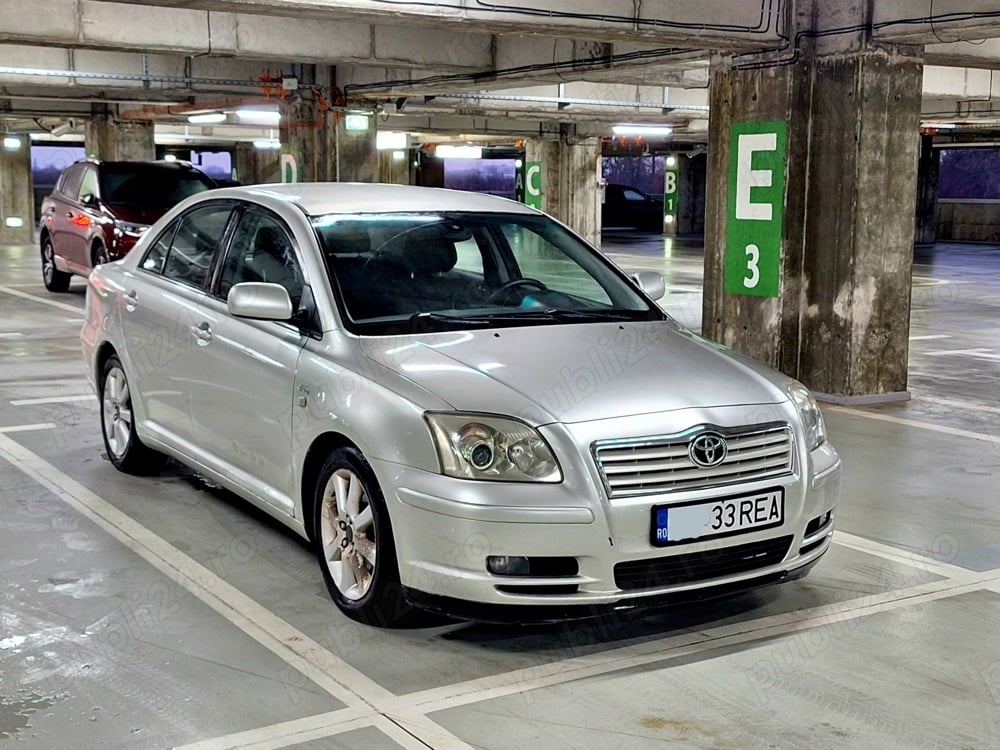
[601,183,665,230]
[40,159,216,292]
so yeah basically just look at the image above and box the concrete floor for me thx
[2,231,999,749]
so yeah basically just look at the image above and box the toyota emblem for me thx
[689,432,728,467]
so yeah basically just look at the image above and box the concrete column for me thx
[703,26,922,402]
[85,110,154,161]
[674,152,707,237]
[233,143,281,186]
[914,134,940,246]
[525,128,602,246]
[281,98,333,183]
[0,134,34,244]
[334,115,378,183]
[378,149,412,185]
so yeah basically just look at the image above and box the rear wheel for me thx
[99,355,164,474]
[314,447,423,627]
[41,237,71,292]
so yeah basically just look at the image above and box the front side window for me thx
[78,166,99,202]
[218,210,303,308]
[313,211,661,334]
[160,204,233,288]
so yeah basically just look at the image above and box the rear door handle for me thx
[191,322,212,345]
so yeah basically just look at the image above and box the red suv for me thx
[40,159,217,292]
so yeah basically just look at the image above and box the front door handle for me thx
[191,322,212,345]
[123,290,138,311]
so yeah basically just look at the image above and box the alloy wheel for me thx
[319,468,377,601]
[102,366,133,459]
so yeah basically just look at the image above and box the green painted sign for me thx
[523,161,542,210]
[725,121,787,297]
[663,164,678,215]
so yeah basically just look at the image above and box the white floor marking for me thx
[0,284,84,314]
[917,395,1000,416]
[908,334,951,341]
[0,332,25,338]
[833,531,977,582]
[825,406,1000,444]
[391,574,1000,716]
[0,434,462,739]
[0,422,57,434]
[174,709,371,750]
[10,394,96,406]
[924,348,1000,362]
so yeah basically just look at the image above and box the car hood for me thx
[360,321,788,425]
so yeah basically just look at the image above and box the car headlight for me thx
[115,220,149,236]
[787,380,827,451]
[425,412,562,482]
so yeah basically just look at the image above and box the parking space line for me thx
[825,406,1000,444]
[0,434,384,707]
[909,334,951,341]
[173,708,372,750]
[832,531,977,581]
[0,332,25,338]
[917,395,1000,416]
[0,422,57,434]
[391,573,1000,716]
[0,284,84,314]
[10,394,96,406]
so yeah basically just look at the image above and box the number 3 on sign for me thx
[743,244,760,289]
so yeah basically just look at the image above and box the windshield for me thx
[311,211,663,335]
[100,165,216,208]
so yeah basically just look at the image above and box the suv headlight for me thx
[425,412,562,482]
[115,220,149,236]
[787,381,827,451]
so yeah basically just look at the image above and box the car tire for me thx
[314,447,424,627]
[93,243,109,267]
[99,354,165,475]
[41,237,71,293]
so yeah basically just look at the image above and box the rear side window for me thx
[57,164,86,201]
[157,204,233,289]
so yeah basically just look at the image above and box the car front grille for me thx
[614,535,794,591]
[593,423,794,499]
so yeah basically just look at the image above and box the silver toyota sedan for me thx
[82,183,841,626]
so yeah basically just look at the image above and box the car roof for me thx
[206,182,539,217]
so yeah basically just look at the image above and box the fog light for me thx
[487,555,531,576]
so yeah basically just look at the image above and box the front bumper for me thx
[372,431,841,616]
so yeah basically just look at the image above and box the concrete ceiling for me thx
[2,0,1000,146]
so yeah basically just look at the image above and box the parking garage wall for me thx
[937,200,1000,242]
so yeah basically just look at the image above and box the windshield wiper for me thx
[407,308,653,332]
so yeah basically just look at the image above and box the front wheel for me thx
[314,447,423,627]
[99,355,164,475]
[41,238,71,292]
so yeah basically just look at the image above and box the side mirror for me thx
[631,270,665,301]
[227,282,293,321]
[80,193,98,207]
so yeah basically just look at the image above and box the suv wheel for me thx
[93,243,109,267]
[41,237,71,292]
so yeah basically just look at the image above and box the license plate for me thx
[650,489,784,547]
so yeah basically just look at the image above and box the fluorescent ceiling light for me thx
[436,144,483,159]
[236,109,281,125]
[3,136,21,150]
[188,112,226,124]
[612,124,673,136]
[376,131,408,150]
[163,154,178,162]
[253,139,282,150]
[391,150,407,161]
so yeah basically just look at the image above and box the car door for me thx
[45,164,85,268]
[186,206,306,514]
[117,201,236,454]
